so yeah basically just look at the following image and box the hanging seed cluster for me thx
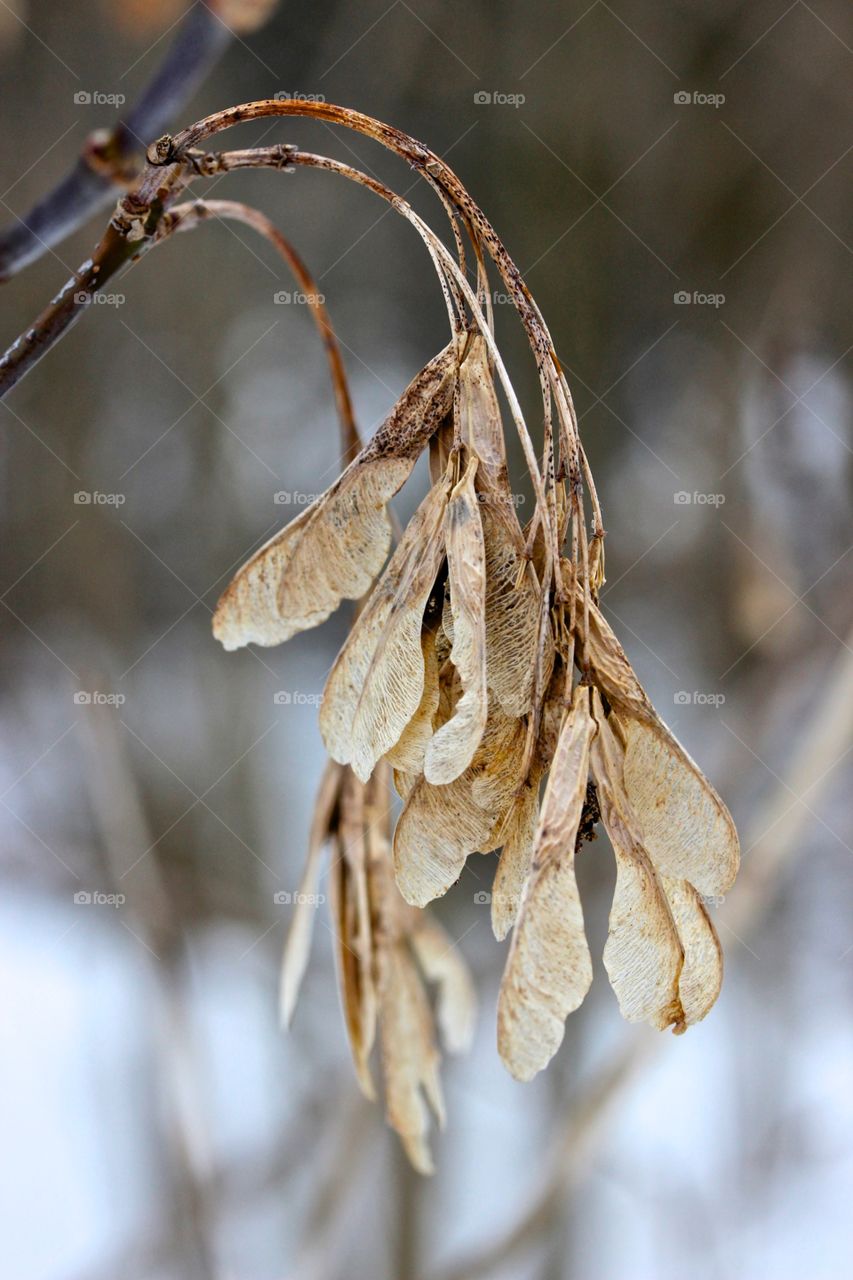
[203,101,739,1172]
[213,332,739,1168]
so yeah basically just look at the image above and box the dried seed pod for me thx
[497,685,596,1082]
[320,473,451,781]
[460,336,545,715]
[659,876,723,1027]
[578,597,739,898]
[424,459,488,784]
[329,774,378,1099]
[283,758,476,1173]
[384,623,441,773]
[490,669,566,942]
[370,823,475,1171]
[481,490,548,716]
[590,698,684,1031]
[490,779,539,941]
[213,343,457,650]
[409,916,477,1054]
[619,715,739,899]
[378,940,445,1175]
[456,334,507,486]
[279,759,343,1027]
[395,702,527,907]
[575,593,658,728]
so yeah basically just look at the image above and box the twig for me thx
[77,699,216,1280]
[425,624,853,1280]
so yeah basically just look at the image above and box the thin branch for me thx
[0,192,166,395]
[0,140,463,399]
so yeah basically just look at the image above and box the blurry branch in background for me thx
[0,0,280,282]
[78,698,216,1280]
[428,623,853,1280]
[287,1095,379,1280]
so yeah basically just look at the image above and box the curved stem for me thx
[141,103,577,445]
[150,145,553,539]
[1,97,602,583]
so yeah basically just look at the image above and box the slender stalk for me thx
[0,98,602,610]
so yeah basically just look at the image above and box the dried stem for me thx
[0,97,601,612]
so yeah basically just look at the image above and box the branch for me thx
[0,1,277,282]
[0,191,166,395]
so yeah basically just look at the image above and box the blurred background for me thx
[1,2,851,1278]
